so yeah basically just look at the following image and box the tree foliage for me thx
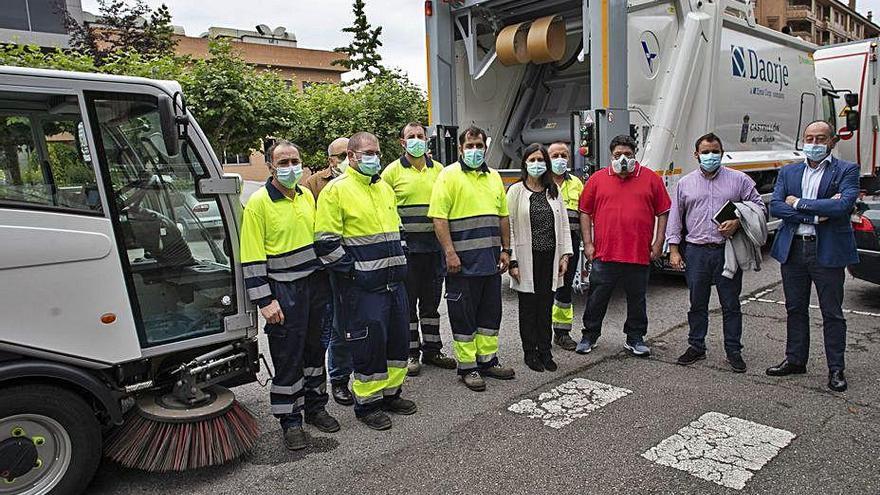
[333,0,386,85]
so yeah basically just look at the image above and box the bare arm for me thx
[499,216,511,274]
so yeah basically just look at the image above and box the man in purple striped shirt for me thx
[666,133,764,373]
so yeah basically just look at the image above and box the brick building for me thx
[755,0,880,45]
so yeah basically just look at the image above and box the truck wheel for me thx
[0,385,102,495]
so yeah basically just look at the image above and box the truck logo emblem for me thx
[639,32,660,78]
[732,46,746,77]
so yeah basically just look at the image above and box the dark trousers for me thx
[684,243,744,356]
[265,271,332,429]
[518,250,555,356]
[405,251,444,357]
[781,239,847,371]
[552,231,581,335]
[445,273,502,375]
[581,259,650,343]
[338,280,410,417]
[327,273,353,385]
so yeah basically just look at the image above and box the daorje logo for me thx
[731,45,790,91]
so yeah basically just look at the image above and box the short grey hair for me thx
[348,132,379,151]
[267,139,301,162]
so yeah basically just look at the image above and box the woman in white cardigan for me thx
[507,143,573,372]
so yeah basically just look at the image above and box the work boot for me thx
[461,371,486,392]
[407,356,422,377]
[382,397,418,415]
[283,426,307,451]
[331,382,354,406]
[305,409,341,433]
[539,352,558,372]
[358,410,392,431]
[480,363,516,380]
[524,353,544,372]
[554,332,578,351]
[423,351,457,369]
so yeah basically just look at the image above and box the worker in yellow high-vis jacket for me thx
[239,140,339,451]
[315,132,416,431]
[548,141,586,351]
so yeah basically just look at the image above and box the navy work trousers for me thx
[405,251,444,358]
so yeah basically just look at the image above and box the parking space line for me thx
[741,290,880,318]
[642,412,796,490]
[507,378,632,429]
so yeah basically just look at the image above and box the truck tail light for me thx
[425,0,433,16]
[192,203,210,213]
[853,215,874,233]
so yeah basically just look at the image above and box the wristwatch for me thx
[501,248,512,256]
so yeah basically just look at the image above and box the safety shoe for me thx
[407,356,422,377]
[382,397,418,415]
[677,347,706,366]
[358,410,393,431]
[461,371,486,392]
[283,426,307,451]
[727,353,747,373]
[575,335,597,354]
[423,351,457,369]
[624,339,651,357]
[524,353,545,372]
[331,382,354,406]
[305,409,341,433]
[480,363,516,380]
[539,353,558,372]
[554,332,578,351]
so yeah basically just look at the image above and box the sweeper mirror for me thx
[158,94,179,155]
[846,109,860,132]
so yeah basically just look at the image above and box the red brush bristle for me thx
[104,401,259,472]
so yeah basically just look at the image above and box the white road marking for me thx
[507,378,632,429]
[741,289,880,317]
[642,412,796,490]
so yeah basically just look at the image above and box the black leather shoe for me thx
[765,360,806,376]
[382,397,417,415]
[305,409,341,433]
[828,370,847,392]
[539,353,558,372]
[727,353,747,373]
[358,410,392,431]
[677,347,706,366]
[331,382,354,406]
[524,354,544,372]
[283,426,307,451]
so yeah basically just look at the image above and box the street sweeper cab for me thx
[0,66,261,494]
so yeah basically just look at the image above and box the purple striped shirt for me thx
[666,167,765,246]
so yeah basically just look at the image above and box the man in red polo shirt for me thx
[576,135,671,357]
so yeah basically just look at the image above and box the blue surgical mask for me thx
[357,154,381,176]
[803,143,829,163]
[698,153,722,173]
[462,149,485,169]
[275,164,302,188]
[527,161,547,177]
[406,138,427,158]
[551,157,568,175]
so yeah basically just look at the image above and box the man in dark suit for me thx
[767,120,860,392]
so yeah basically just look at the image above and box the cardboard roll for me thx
[527,15,567,64]
[496,22,532,66]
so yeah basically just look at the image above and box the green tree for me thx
[333,0,386,85]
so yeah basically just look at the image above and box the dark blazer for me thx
[769,156,860,268]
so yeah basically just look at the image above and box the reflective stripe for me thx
[243,264,267,278]
[316,231,341,242]
[570,223,580,231]
[453,333,475,342]
[343,232,401,246]
[355,255,407,271]
[476,327,499,337]
[452,236,501,251]
[354,372,388,382]
[409,341,420,349]
[422,334,442,342]
[458,361,478,370]
[387,360,407,369]
[383,386,401,396]
[567,209,579,219]
[248,284,271,300]
[477,353,497,363]
[307,382,327,394]
[420,317,441,326]
[355,393,384,404]
[402,222,434,233]
[409,322,419,331]
[270,379,304,395]
[554,301,572,310]
[303,367,324,377]
[268,270,314,282]
[320,246,345,264]
[266,248,317,270]
[270,404,294,415]
[449,216,500,232]
[552,322,573,330]
[398,205,430,216]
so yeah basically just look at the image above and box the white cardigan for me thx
[506,181,573,293]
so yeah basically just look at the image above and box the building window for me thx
[767,16,779,30]
[0,0,67,34]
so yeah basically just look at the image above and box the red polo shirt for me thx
[578,163,671,265]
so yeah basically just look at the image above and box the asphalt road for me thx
[85,235,880,495]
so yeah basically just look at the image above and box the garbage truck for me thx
[424,0,841,207]
[0,66,260,494]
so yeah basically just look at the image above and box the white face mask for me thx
[611,155,635,174]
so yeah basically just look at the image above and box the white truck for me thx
[424,0,841,203]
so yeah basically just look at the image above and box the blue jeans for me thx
[781,239,847,371]
[683,243,743,356]
[326,273,353,385]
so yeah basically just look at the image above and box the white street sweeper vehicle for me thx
[0,66,261,494]
[424,0,843,224]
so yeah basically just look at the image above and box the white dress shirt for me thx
[794,157,830,235]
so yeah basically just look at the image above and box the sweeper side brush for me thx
[104,385,259,472]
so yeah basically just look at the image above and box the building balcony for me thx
[790,30,814,41]
[786,4,816,20]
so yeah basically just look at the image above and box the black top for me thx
[528,189,556,252]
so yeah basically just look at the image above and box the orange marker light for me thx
[100,313,117,324]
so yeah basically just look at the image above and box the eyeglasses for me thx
[330,152,347,160]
